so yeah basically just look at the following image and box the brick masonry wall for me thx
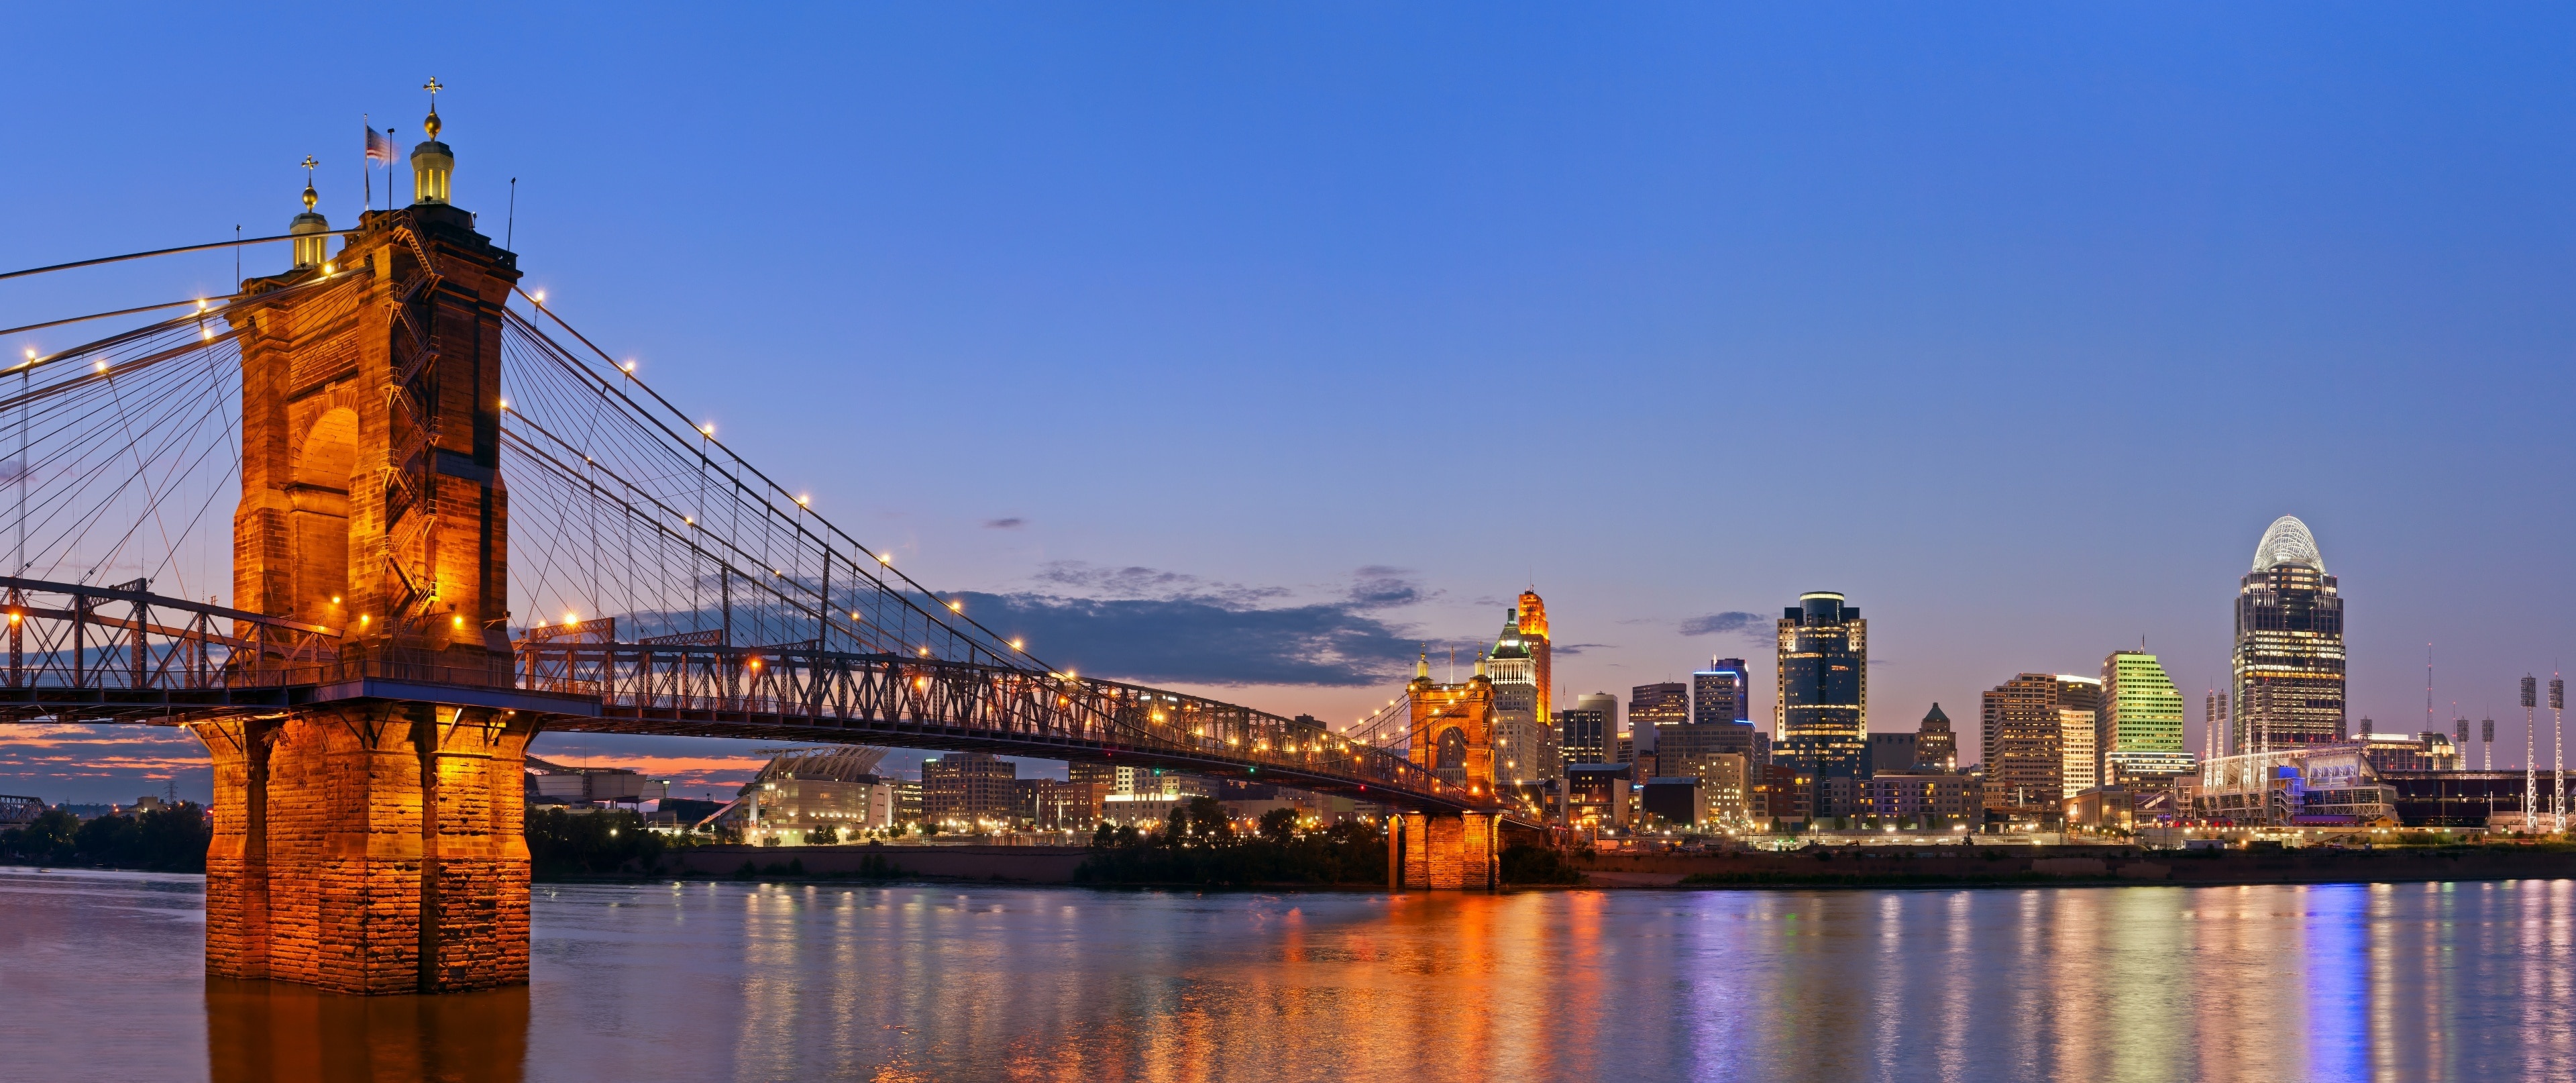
[194,707,533,994]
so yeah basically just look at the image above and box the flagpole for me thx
[363,114,372,214]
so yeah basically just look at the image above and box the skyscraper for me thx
[2101,651,2192,782]
[1519,590,1552,725]
[1981,673,2099,815]
[1672,657,1760,765]
[1915,704,1957,772]
[1561,691,1619,766]
[1693,658,1752,724]
[1487,610,1560,783]
[2233,516,2346,750]
[1631,682,1688,745]
[1776,592,1867,808]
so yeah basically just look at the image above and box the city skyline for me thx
[3,5,2573,801]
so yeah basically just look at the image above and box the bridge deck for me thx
[0,637,1503,815]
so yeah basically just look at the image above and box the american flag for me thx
[365,125,396,166]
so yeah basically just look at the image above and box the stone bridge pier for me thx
[196,707,536,994]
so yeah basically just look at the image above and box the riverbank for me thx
[658,843,1091,883]
[1578,844,2576,888]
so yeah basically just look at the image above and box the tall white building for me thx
[1487,611,1560,782]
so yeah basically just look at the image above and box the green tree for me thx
[4,808,80,864]
[524,808,665,878]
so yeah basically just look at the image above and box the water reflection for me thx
[9,868,2576,1080]
[205,979,527,1083]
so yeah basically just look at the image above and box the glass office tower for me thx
[2233,516,2346,751]
[1776,592,1867,808]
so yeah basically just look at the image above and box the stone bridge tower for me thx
[1393,652,1501,889]
[197,102,537,994]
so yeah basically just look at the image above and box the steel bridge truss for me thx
[519,641,1488,812]
[0,575,341,720]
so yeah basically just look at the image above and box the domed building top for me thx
[410,78,454,206]
[288,156,329,268]
[1489,609,1530,660]
[2251,515,2324,574]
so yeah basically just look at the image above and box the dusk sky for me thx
[5,3,2574,802]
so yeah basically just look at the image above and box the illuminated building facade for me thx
[1566,764,1632,828]
[1519,590,1553,724]
[1776,592,1867,811]
[1693,658,1753,723]
[1565,690,1619,766]
[2101,650,2193,781]
[1487,611,1560,782]
[1981,673,2100,813]
[1558,705,1609,765]
[922,752,1018,829]
[1629,680,1686,776]
[1916,703,1958,772]
[2060,707,2098,798]
[2233,515,2347,751]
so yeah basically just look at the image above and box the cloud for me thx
[959,591,1416,686]
[1034,561,1289,607]
[1550,642,1614,658]
[944,563,1436,686]
[1680,611,1768,640]
[983,517,1026,529]
[1346,566,1424,609]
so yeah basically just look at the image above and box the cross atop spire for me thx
[423,78,445,140]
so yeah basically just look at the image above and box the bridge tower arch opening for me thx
[1393,652,1501,890]
[287,405,359,625]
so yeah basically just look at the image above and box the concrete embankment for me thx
[667,843,1090,883]
[1577,845,2576,888]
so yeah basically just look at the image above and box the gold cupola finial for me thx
[289,154,330,269]
[410,78,455,206]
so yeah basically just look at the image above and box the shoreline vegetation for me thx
[0,803,211,872]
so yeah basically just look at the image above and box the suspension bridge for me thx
[0,105,1513,992]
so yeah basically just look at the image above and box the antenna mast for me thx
[2524,676,2540,833]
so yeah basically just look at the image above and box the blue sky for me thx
[5,3,2574,801]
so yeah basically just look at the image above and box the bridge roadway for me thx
[0,577,1501,815]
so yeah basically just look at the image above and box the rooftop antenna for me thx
[2426,642,2434,740]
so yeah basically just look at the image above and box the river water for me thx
[3,868,2574,1082]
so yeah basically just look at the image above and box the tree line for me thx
[1,803,211,872]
